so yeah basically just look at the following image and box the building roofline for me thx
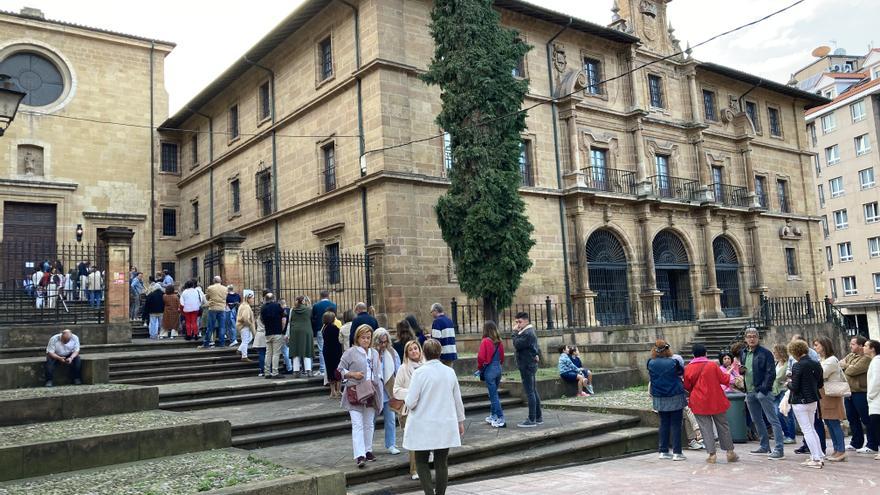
[0,9,176,48]
[697,62,830,109]
[791,53,862,77]
[805,76,880,118]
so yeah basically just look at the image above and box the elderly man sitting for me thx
[45,329,82,387]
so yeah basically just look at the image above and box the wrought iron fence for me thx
[731,293,856,349]
[649,174,699,201]
[712,183,750,208]
[0,241,108,324]
[581,167,637,195]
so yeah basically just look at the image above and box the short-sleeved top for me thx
[261,302,286,335]
[47,333,79,357]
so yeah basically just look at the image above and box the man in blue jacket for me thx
[310,290,336,376]
[740,328,785,459]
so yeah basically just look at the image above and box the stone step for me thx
[0,410,230,482]
[110,367,258,385]
[161,384,327,411]
[110,353,246,370]
[0,340,198,359]
[158,375,325,403]
[110,360,256,379]
[348,426,657,494]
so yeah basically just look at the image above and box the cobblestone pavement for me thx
[400,439,880,495]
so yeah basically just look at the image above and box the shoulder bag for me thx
[477,343,500,382]
[346,350,377,406]
[823,364,851,398]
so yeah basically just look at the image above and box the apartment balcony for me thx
[711,183,750,208]
[580,167,637,195]
[648,174,699,202]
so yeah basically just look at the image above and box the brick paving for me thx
[401,440,880,495]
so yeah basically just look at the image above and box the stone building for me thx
[0,7,176,284]
[156,0,827,326]
[802,48,880,338]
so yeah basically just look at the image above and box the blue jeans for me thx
[845,392,877,450]
[745,391,784,454]
[281,343,292,372]
[484,361,503,421]
[774,391,796,439]
[381,399,397,448]
[315,330,325,373]
[149,314,161,339]
[204,310,226,347]
[824,419,845,453]
[519,365,542,423]
[89,290,102,308]
[658,409,684,454]
[257,347,266,375]
[225,310,237,343]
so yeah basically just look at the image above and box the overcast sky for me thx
[1,0,876,114]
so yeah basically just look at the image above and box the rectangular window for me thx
[825,145,840,165]
[838,242,853,262]
[519,140,533,186]
[817,184,825,208]
[851,100,866,122]
[833,209,848,229]
[860,168,875,189]
[228,104,240,141]
[255,169,272,217]
[843,275,858,296]
[323,143,336,193]
[830,278,838,299]
[825,246,833,269]
[755,175,767,208]
[442,132,454,173]
[874,273,880,293]
[768,107,782,137]
[259,81,271,121]
[823,88,836,99]
[192,201,199,233]
[161,208,177,237]
[865,202,880,223]
[829,177,844,198]
[584,58,602,95]
[648,74,664,108]
[190,135,198,167]
[821,113,836,134]
[745,101,760,132]
[702,90,717,121]
[161,262,176,281]
[808,123,817,147]
[869,237,880,258]
[190,257,198,281]
[784,247,798,276]
[590,148,608,186]
[655,155,670,195]
[325,242,340,285]
[319,36,333,81]
[776,179,790,213]
[821,215,829,238]
[512,50,526,78]
[855,134,871,155]
[712,166,723,201]
[160,142,179,173]
[814,155,822,177]
[230,178,241,214]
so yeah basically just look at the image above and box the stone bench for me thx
[0,356,109,390]
[0,384,158,426]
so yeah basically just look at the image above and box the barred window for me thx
[190,257,198,280]
[323,143,336,192]
[702,90,717,121]
[259,82,271,121]
[192,201,199,233]
[319,37,333,81]
[162,208,177,237]
[784,247,798,276]
[228,104,240,141]
[161,143,179,173]
[648,74,664,108]
[230,178,241,214]
[768,107,782,137]
[325,242,340,284]
[256,169,272,217]
[584,58,602,95]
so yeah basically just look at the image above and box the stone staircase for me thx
[687,317,753,356]
[109,347,257,385]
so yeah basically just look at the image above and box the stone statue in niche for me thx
[17,145,44,177]
[779,219,802,239]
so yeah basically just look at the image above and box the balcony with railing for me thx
[580,167,637,195]
[648,174,699,201]
[712,183,750,208]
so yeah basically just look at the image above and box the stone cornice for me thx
[82,212,147,222]
[0,178,77,190]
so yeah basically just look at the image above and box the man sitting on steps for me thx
[45,329,81,387]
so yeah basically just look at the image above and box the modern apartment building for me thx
[803,49,880,338]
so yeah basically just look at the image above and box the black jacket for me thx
[512,325,540,369]
[739,345,776,394]
[349,312,379,347]
[788,356,824,404]
[142,290,165,317]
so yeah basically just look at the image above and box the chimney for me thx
[20,7,45,20]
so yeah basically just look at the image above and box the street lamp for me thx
[0,74,26,137]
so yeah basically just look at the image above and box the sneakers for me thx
[411,473,419,480]
[783,437,796,444]
[658,452,673,460]
[768,450,784,460]
[536,419,544,425]
[356,456,366,468]
[491,419,506,428]
[365,451,376,462]
[586,384,594,395]
[846,444,857,451]
[802,459,823,469]
[485,415,496,424]
[687,439,705,450]
[517,420,537,428]
[672,453,687,461]
[856,447,878,454]
[793,446,810,455]
[726,452,739,463]
[44,380,53,388]
[229,341,239,347]
[387,446,401,455]
[749,447,770,455]
[314,371,324,377]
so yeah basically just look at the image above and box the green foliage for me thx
[422,0,535,313]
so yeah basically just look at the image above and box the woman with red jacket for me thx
[477,321,505,428]
[684,343,739,464]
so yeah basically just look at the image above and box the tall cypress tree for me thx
[422,0,535,321]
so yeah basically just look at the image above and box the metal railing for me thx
[712,183,750,207]
[581,167,637,195]
[648,175,699,201]
[0,286,106,324]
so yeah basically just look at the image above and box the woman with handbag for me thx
[339,324,382,468]
[814,336,848,462]
[647,339,687,461]
[373,328,401,455]
[393,339,425,480]
[772,343,797,444]
[683,343,739,464]
[478,321,505,427]
[788,339,825,468]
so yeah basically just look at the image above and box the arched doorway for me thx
[586,229,630,325]
[653,230,694,321]
[713,236,742,317]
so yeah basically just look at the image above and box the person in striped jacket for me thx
[430,303,457,366]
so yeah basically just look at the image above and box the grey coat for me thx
[338,346,382,413]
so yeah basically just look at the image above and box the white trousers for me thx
[349,408,376,459]
[238,328,252,358]
[793,402,825,461]
[293,356,313,373]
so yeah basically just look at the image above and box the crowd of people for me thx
[24,260,105,309]
[648,329,880,469]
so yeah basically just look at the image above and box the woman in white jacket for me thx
[403,338,465,495]
[393,339,425,480]
[865,339,880,461]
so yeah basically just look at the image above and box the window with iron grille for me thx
[584,58,602,95]
[519,140,533,186]
[768,107,782,137]
[745,101,760,132]
[160,142,179,173]
[255,169,272,217]
[842,275,858,296]
[191,201,199,233]
[162,208,177,237]
[830,278,838,298]
[784,247,798,276]
[161,262,176,280]
[191,134,198,167]
[754,175,767,208]
[259,81,271,121]
[702,90,716,121]
[838,242,853,262]
[228,104,240,141]
[319,37,333,81]
[325,242,340,285]
[833,209,848,229]
[323,143,336,192]
[442,132,454,173]
[776,178,789,213]
[191,257,198,280]
[825,246,833,269]
[230,178,241,214]
[648,74,664,108]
